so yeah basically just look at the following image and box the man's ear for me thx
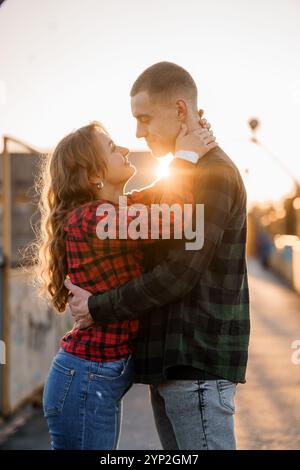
[176,99,188,120]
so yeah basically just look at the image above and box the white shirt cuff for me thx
[174,150,200,164]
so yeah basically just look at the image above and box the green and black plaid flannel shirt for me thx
[88,147,250,384]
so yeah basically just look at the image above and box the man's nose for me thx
[136,124,147,139]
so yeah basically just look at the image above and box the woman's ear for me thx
[88,175,102,184]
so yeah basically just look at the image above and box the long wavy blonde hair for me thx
[31,121,108,313]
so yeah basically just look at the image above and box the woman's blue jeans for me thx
[43,349,134,450]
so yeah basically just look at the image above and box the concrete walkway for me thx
[235,259,300,449]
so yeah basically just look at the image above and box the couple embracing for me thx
[37,61,250,450]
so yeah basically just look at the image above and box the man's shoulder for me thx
[198,146,244,183]
[199,146,233,167]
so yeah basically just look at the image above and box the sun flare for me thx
[155,154,173,180]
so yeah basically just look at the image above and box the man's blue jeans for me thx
[43,349,134,450]
[150,379,237,450]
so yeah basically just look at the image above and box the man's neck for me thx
[185,113,202,132]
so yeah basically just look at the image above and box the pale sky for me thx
[0,0,299,204]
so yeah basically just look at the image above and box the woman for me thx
[37,120,216,450]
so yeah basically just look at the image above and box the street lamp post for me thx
[248,117,300,193]
[248,118,300,238]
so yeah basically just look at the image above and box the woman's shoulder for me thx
[65,203,87,226]
[64,199,113,230]
[64,201,97,228]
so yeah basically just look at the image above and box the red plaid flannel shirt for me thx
[60,160,195,362]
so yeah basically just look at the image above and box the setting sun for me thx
[155,154,173,180]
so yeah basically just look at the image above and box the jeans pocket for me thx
[43,359,76,417]
[217,380,237,414]
[93,354,132,381]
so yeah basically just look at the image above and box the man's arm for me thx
[88,164,237,323]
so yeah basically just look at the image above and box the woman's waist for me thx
[60,329,138,363]
[62,319,139,344]
[56,347,134,369]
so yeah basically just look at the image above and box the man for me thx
[65,62,250,450]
